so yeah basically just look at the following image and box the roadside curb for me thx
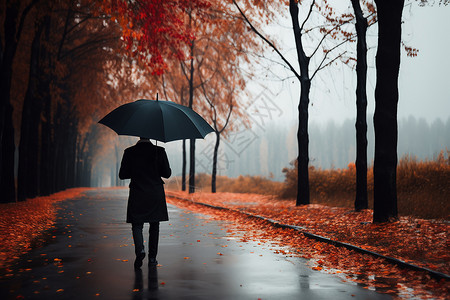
[166,193,450,281]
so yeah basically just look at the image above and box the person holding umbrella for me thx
[99,97,214,270]
[119,137,171,269]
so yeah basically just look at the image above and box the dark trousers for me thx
[132,222,160,258]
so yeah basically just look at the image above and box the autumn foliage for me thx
[99,0,211,74]
[167,151,450,220]
[166,173,284,196]
[280,150,450,220]
[166,192,449,299]
[0,189,86,269]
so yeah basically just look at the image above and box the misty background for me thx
[93,114,450,186]
[92,4,450,186]
[170,115,450,182]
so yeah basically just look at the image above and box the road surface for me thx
[0,189,391,299]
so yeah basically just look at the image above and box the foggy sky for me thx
[248,3,450,127]
[102,4,450,185]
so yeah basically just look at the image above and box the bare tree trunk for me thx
[211,130,220,193]
[373,0,404,222]
[0,1,21,203]
[290,0,310,205]
[18,30,41,201]
[182,139,186,191]
[40,92,52,196]
[0,103,15,203]
[1,0,39,203]
[351,0,369,211]
[115,143,120,186]
[189,139,196,193]
[65,113,79,190]
[18,15,51,201]
[188,41,196,194]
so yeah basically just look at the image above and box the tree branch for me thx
[232,0,301,80]
[310,18,354,58]
[60,35,120,61]
[310,33,354,80]
[312,51,346,80]
[219,102,233,134]
[16,0,40,42]
[58,8,72,60]
[300,0,316,31]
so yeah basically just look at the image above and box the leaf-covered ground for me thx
[1,188,448,299]
[0,188,86,269]
[166,190,449,299]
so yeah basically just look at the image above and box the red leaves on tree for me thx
[100,0,211,75]
[402,42,419,57]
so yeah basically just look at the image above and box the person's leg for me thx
[148,222,160,264]
[132,223,145,255]
[132,223,145,269]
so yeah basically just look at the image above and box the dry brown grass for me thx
[166,173,284,196]
[282,150,450,220]
[168,150,450,220]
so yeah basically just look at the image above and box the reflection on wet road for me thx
[0,189,391,299]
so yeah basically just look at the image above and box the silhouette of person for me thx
[119,137,171,269]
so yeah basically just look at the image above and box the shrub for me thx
[166,150,449,219]
[166,173,283,196]
[279,149,450,220]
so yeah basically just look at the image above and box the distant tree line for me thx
[0,1,124,203]
[2,0,445,227]
[0,0,256,203]
[310,116,450,170]
[184,116,449,181]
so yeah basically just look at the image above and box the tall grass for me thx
[166,150,450,220]
[166,173,284,195]
[281,150,450,220]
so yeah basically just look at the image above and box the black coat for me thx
[119,141,171,223]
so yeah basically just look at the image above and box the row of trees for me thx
[109,0,415,223]
[102,0,263,193]
[309,117,450,170]
[231,0,402,222]
[1,0,122,203]
[0,0,262,203]
[177,116,449,181]
[1,1,442,223]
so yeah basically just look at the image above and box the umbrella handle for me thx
[155,140,158,175]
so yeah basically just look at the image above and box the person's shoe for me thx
[134,252,146,270]
[148,257,158,266]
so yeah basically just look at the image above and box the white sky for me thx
[245,3,450,128]
[398,5,450,123]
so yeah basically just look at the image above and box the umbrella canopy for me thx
[98,99,214,142]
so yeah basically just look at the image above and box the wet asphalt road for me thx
[0,189,391,299]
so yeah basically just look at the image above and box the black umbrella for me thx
[98,99,214,142]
